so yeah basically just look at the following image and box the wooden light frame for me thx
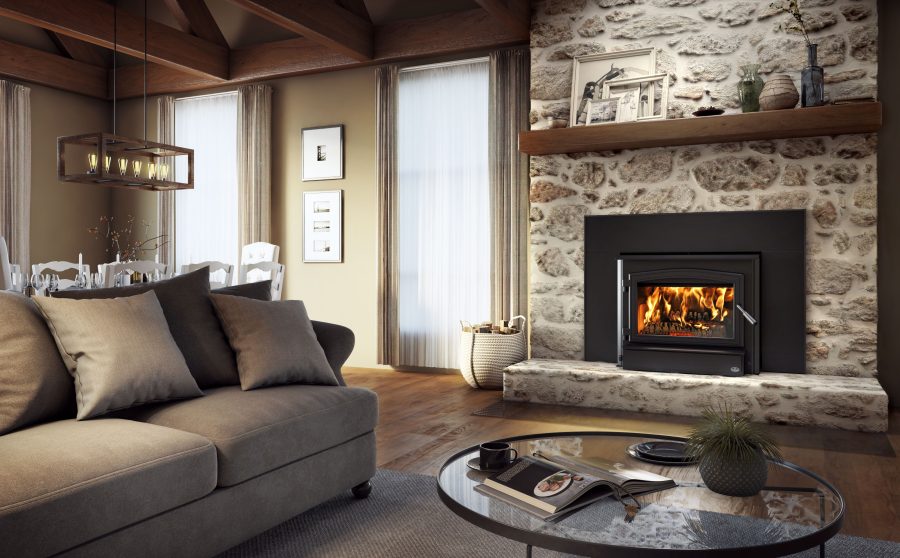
[57,132,194,191]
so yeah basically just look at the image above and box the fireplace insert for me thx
[584,210,805,375]
[617,254,759,376]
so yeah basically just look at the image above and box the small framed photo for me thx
[602,73,669,122]
[303,190,342,262]
[586,98,619,125]
[570,47,657,127]
[302,125,344,181]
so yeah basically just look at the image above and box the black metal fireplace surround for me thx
[585,210,805,375]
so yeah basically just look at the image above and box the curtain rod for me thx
[176,90,239,102]
[400,57,489,73]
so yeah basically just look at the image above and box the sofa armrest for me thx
[311,321,355,386]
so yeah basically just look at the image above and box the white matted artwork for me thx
[303,190,343,262]
[570,48,657,127]
[602,74,669,122]
[302,125,344,181]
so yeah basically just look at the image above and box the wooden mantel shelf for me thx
[518,102,882,155]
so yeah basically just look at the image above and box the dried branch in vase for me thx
[87,215,168,262]
[771,0,811,47]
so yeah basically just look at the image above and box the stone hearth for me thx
[504,359,888,432]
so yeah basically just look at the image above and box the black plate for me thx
[692,108,725,117]
[627,442,697,466]
[466,457,509,472]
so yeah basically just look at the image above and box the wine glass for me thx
[47,274,60,294]
[91,272,104,289]
[30,274,44,296]
[74,272,88,289]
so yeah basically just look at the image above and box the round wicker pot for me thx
[699,452,768,497]
[759,74,799,111]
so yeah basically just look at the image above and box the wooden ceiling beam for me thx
[0,0,228,79]
[111,8,529,98]
[47,32,109,67]
[473,0,530,37]
[336,0,371,23]
[227,0,373,61]
[162,0,228,46]
[0,38,107,98]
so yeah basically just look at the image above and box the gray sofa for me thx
[0,279,378,558]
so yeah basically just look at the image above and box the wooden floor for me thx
[343,367,900,543]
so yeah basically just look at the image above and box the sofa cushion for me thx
[56,267,241,388]
[33,291,203,420]
[122,385,378,487]
[0,418,217,558]
[0,292,74,434]
[210,295,338,390]
[212,279,272,300]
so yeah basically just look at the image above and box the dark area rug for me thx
[218,469,900,558]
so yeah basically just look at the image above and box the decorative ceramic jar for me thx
[737,64,765,113]
[759,74,799,111]
[801,44,825,107]
[699,451,769,497]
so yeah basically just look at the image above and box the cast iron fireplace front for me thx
[617,254,759,376]
[585,210,805,375]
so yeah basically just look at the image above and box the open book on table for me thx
[475,452,676,521]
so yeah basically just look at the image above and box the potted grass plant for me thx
[685,406,782,497]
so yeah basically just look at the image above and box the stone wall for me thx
[528,0,879,378]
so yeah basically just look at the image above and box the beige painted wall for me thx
[270,68,378,367]
[108,69,380,366]
[30,84,111,269]
[110,97,160,242]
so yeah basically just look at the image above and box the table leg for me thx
[526,544,533,557]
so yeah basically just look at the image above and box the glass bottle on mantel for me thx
[737,64,764,113]
[801,44,825,107]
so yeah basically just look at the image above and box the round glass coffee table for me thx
[437,432,844,557]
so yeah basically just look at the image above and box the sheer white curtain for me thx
[174,92,239,274]
[398,60,491,368]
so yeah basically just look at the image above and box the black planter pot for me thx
[699,453,768,497]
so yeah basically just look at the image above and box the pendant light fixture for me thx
[57,0,194,191]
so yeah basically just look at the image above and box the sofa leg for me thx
[351,480,372,499]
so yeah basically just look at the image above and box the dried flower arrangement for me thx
[772,1,812,47]
[88,215,167,262]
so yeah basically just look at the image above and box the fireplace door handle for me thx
[735,304,758,326]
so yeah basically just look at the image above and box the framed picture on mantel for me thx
[302,125,344,181]
[303,190,343,263]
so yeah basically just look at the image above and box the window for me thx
[174,92,239,273]
[397,59,491,368]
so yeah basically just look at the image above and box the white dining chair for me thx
[239,262,285,301]
[31,261,91,290]
[0,236,11,291]
[241,242,280,285]
[101,261,168,287]
[181,261,234,290]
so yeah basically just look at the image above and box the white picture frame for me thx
[303,190,343,263]
[301,125,344,181]
[602,73,670,122]
[570,47,657,127]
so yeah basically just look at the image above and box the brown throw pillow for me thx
[212,280,272,301]
[210,295,337,390]
[33,291,203,419]
[0,292,75,434]
[56,267,241,388]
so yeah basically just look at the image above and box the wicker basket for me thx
[458,316,527,390]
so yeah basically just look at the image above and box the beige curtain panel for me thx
[157,96,176,266]
[237,84,273,247]
[0,80,31,270]
[489,48,530,324]
[376,65,400,366]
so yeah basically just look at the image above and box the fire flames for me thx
[637,285,733,337]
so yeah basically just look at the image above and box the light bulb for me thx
[132,160,142,178]
[88,153,98,174]
[160,163,169,180]
[148,162,157,180]
[118,157,128,175]
[104,155,111,173]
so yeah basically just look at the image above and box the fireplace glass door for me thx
[635,284,735,340]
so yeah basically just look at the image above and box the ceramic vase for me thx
[759,74,799,111]
[801,44,825,107]
[699,452,769,497]
[737,64,765,113]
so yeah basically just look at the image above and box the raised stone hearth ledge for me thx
[504,359,888,432]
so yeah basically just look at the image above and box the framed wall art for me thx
[303,190,343,263]
[570,48,657,127]
[301,125,344,181]
[601,73,669,123]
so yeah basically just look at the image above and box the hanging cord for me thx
[112,0,117,135]
[143,0,148,145]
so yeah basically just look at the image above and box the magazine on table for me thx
[475,452,675,521]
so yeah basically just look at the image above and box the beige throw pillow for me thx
[34,291,202,419]
[210,295,338,390]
